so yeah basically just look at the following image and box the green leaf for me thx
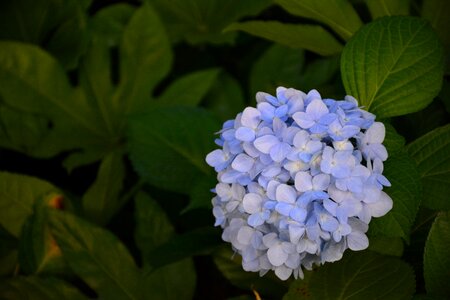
[82,151,125,225]
[0,101,51,155]
[214,247,289,298]
[365,0,410,19]
[0,276,87,300]
[369,151,422,240]
[0,227,18,277]
[422,0,450,51]
[341,16,444,118]
[275,0,363,40]
[0,172,58,237]
[48,210,142,300]
[384,123,406,154]
[113,3,172,119]
[183,175,216,213]
[0,0,88,70]
[90,3,135,47]
[226,21,343,56]
[134,192,174,260]
[298,55,340,92]
[19,193,68,275]
[146,227,222,269]
[157,68,220,106]
[0,41,106,142]
[406,124,450,210]
[424,212,450,298]
[147,0,272,44]
[134,192,196,300]
[127,107,219,193]
[79,37,117,136]
[284,251,415,300]
[368,236,404,257]
[142,260,196,300]
[250,44,304,96]
[203,72,245,121]
[44,1,88,70]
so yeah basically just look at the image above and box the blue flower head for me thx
[205,87,392,280]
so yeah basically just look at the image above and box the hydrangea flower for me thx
[205,87,393,280]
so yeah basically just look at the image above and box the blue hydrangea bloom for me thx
[205,87,392,280]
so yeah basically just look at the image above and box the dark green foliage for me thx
[0,0,449,299]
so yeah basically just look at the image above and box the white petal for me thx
[215,183,231,200]
[295,171,313,192]
[274,265,292,280]
[268,244,288,267]
[347,231,369,251]
[289,225,305,244]
[237,226,254,245]
[235,127,255,142]
[312,173,330,191]
[366,122,385,144]
[270,142,290,162]
[367,191,393,217]
[205,149,225,167]
[306,98,328,120]
[276,184,297,203]
[254,135,279,154]
[242,193,263,214]
[293,130,309,148]
[241,107,261,128]
[231,153,254,172]
[262,232,278,248]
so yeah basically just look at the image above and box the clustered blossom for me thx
[205,87,393,280]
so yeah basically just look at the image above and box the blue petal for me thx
[275,202,293,216]
[231,153,254,172]
[235,127,255,142]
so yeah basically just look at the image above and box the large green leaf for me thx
[203,72,245,121]
[250,44,304,96]
[0,276,87,300]
[0,41,107,155]
[341,16,444,118]
[127,107,219,193]
[82,151,125,225]
[48,210,142,300]
[297,56,341,92]
[135,192,196,300]
[406,124,450,210]
[147,0,272,44]
[79,37,117,136]
[0,101,51,155]
[369,151,422,240]
[365,0,410,19]
[134,192,174,260]
[113,3,172,121]
[283,251,415,300]
[422,0,450,52]
[424,212,450,298]
[226,21,343,56]
[157,69,220,107]
[146,227,222,269]
[368,236,404,257]
[0,172,58,237]
[0,227,18,277]
[214,247,289,298]
[383,123,406,155]
[183,175,216,213]
[90,3,135,47]
[19,193,68,275]
[0,0,88,70]
[275,0,363,40]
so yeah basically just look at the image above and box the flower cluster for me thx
[205,87,392,280]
